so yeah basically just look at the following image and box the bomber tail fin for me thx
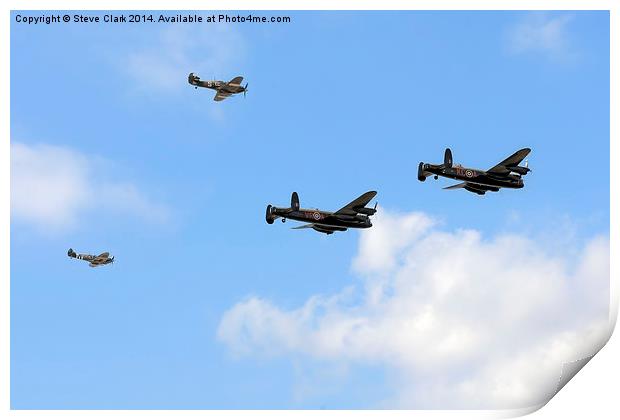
[291,192,300,211]
[444,148,453,168]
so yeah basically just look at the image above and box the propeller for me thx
[244,82,248,98]
[374,201,378,211]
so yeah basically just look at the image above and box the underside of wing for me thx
[443,182,466,190]
[214,91,232,101]
[444,182,492,195]
[463,184,489,195]
[292,223,315,230]
[487,148,531,175]
[292,223,342,235]
[228,76,244,85]
[335,191,377,215]
[312,224,343,235]
[89,262,101,267]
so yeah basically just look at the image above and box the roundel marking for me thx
[313,212,321,220]
[465,169,474,178]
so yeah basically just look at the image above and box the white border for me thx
[2,1,617,419]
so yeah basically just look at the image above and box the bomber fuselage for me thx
[421,163,524,189]
[267,206,372,229]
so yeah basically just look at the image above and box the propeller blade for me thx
[244,82,248,97]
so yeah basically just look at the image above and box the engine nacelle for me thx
[313,225,346,234]
[354,214,371,223]
[356,207,377,216]
[507,165,530,176]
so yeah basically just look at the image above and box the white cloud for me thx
[217,209,611,410]
[125,24,245,94]
[11,142,170,233]
[507,13,576,59]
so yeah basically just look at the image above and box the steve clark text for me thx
[14,13,291,25]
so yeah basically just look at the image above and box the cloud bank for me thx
[218,209,610,410]
[125,24,245,94]
[507,13,576,60]
[11,142,170,233]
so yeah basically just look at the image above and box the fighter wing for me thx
[228,76,244,86]
[214,91,232,101]
[334,191,377,216]
[487,148,531,175]
[98,252,110,258]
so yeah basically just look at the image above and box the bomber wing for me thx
[292,223,342,235]
[291,224,316,230]
[214,91,232,101]
[444,182,490,195]
[334,191,377,216]
[487,148,531,175]
[443,182,467,190]
[228,76,244,86]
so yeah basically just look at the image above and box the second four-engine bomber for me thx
[418,148,532,195]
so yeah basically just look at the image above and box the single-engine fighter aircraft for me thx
[68,248,114,267]
[266,191,378,235]
[187,73,248,101]
[418,148,531,195]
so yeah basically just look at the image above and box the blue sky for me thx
[11,11,609,409]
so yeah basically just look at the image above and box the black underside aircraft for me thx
[418,148,531,195]
[266,191,378,235]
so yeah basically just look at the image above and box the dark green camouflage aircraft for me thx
[266,191,378,235]
[418,148,531,195]
[188,73,248,101]
[68,248,114,267]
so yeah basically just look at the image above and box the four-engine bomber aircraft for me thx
[418,148,531,195]
[266,191,378,235]
[68,248,114,267]
[188,73,248,101]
